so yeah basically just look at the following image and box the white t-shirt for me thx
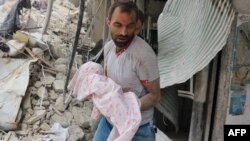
[104,36,159,125]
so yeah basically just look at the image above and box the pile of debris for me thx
[0,0,99,140]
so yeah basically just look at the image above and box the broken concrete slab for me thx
[22,92,32,110]
[54,58,67,65]
[37,86,49,100]
[40,122,50,131]
[51,44,70,59]
[49,90,58,100]
[53,80,65,93]
[34,81,42,88]
[32,47,44,58]
[51,114,71,127]
[0,59,37,131]
[71,106,92,128]
[56,73,66,80]
[25,110,46,124]
[68,125,85,141]
[40,73,56,86]
[55,64,67,72]
[54,95,71,112]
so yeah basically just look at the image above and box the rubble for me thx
[0,0,97,140]
[6,40,25,56]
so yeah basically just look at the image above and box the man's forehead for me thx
[111,7,137,22]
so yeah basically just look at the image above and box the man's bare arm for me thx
[140,78,161,111]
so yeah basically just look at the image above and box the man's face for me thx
[107,7,137,48]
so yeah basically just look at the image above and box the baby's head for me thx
[80,61,104,75]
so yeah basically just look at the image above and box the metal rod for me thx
[41,0,53,34]
[64,0,85,99]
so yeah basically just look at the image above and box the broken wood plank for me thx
[24,46,53,68]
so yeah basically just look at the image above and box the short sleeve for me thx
[136,48,159,83]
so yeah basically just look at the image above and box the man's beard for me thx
[112,34,134,48]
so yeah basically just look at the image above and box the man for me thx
[93,1,161,141]
[89,9,144,64]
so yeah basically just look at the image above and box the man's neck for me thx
[115,37,134,53]
[116,45,128,53]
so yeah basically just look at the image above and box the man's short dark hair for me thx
[108,1,139,21]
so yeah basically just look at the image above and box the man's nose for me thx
[121,27,128,35]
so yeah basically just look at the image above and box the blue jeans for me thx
[93,117,155,141]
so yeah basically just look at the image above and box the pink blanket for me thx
[68,61,141,141]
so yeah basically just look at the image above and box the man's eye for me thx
[114,24,121,27]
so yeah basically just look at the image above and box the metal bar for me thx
[41,0,53,34]
[64,0,85,99]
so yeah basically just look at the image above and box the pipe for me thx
[41,0,53,34]
[64,0,85,99]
